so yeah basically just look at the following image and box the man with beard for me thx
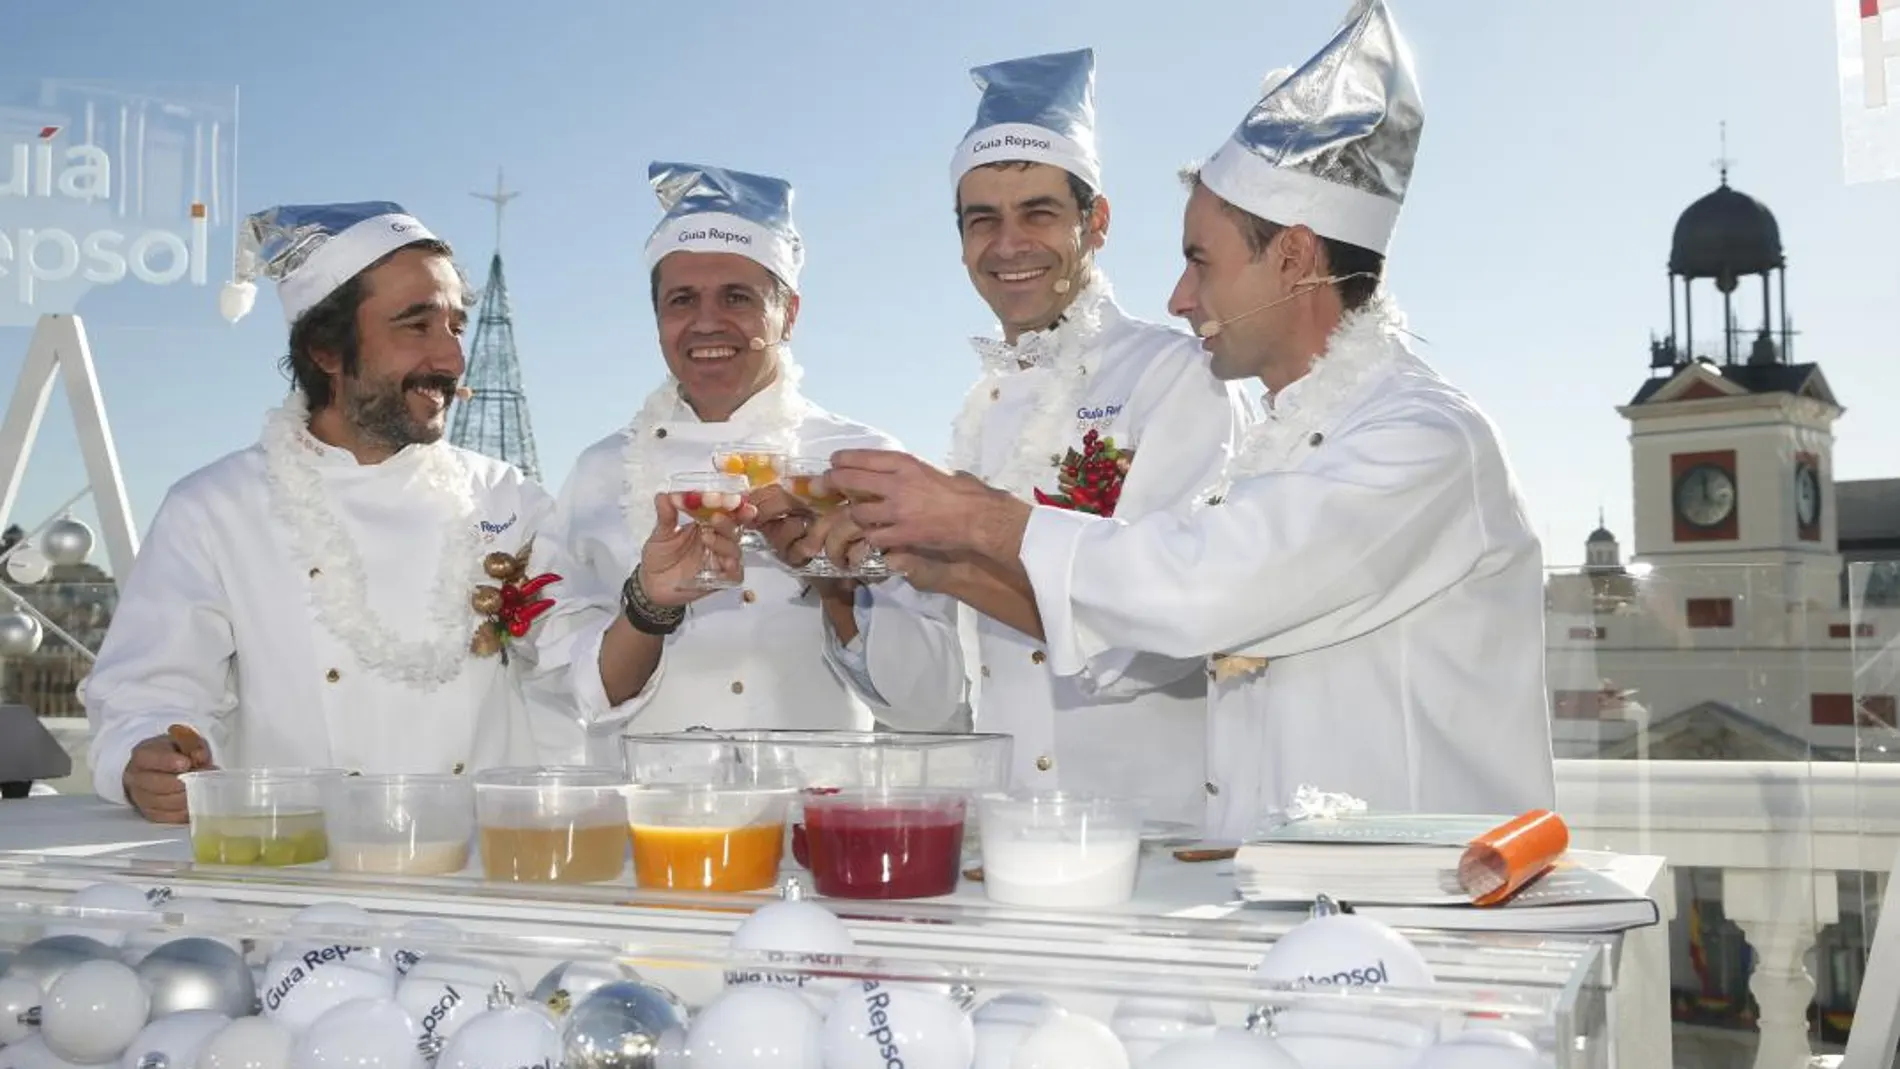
[83,202,563,823]
[830,2,1556,838]
[780,49,1253,829]
[525,163,917,764]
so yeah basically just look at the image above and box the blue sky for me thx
[3,0,1896,574]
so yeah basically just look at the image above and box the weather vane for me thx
[471,168,521,251]
[1712,121,1735,185]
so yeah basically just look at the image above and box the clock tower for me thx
[1619,164,1844,605]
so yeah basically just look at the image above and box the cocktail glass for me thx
[664,471,750,592]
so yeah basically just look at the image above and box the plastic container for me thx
[802,788,967,900]
[473,767,628,884]
[977,794,1145,908]
[319,774,475,876]
[621,730,1011,868]
[181,768,347,867]
[626,785,794,892]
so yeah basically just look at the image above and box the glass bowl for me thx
[181,768,347,867]
[472,766,628,884]
[320,774,475,876]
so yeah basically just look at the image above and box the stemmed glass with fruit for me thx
[783,456,891,580]
[664,471,750,592]
[710,441,788,551]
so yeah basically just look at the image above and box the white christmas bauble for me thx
[0,974,40,1044]
[821,979,973,1069]
[0,1034,93,1069]
[391,919,463,977]
[396,955,522,1047]
[1412,1029,1546,1069]
[42,518,94,568]
[288,997,422,1069]
[277,904,395,982]
[1010,1014,1130,1069]
[684,986,823,1068]
[0,611,43,656]
[41,959,150,1064]
[972,992,1067,1069]
[198,1016,294,1069]
[1274,1029,1430,1069]
[1109,997,1217,1066]
[45,882,158,950]
[258,947,394,1035]
[435,1001,563,1069]
[725,898,856,1006]
[118,1009,231,1069]
[1253,910,1435,990]
[4,545,50,586]
[125,898,243,961]
[1144,1029,1301,1069]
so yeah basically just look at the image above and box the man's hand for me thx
[827,449,1034,560]
[880,549,959,593]
[750,484,817,568]
[640,492,751,608]
[124,731,214,824]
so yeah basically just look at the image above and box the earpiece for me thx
[454,386,474,400]
[1052,277,1072,294]
[748,337,767,351]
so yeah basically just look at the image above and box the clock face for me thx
[1674,463,1736,530]
[1795,464,1821,526]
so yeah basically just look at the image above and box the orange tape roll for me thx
[1457,809,1570,906]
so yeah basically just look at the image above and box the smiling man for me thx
[526,162,917,763]
[830,2,1556,839]
[83,202,558,823]
[799,49,1253,829]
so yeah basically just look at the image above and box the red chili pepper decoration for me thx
[1035,433,1134,518]
[517,573,563,599]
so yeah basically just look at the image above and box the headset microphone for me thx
[1194,272,1379,339]
[748,337,767,351]
[454,386,474,401]
[1052,277,1072,294]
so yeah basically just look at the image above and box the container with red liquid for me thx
[802,788,967,899]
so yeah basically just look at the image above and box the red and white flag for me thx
[1841,0,1900,182]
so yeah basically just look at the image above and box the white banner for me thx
[1839,0,1900,183]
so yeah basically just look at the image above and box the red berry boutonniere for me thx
[469,540,562,663]
[1033,429,1133,517]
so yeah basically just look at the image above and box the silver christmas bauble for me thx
[0,612,42,657]
[5,935,115,991]
[560,980,690,1069]
[41,519,93,568]
[135,938,257,1019]
[530,961,640,1018]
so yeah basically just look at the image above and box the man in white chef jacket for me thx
[792,49,1253,828]
[82,202,557,823]
[526,162,924,765]
[830,1,1557,840]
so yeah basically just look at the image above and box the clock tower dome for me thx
[1619,161,1843,605]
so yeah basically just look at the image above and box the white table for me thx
[0,794,1672,1066]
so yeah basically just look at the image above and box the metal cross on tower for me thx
[449,168,543,482]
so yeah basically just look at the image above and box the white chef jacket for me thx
[1021,323,1557,841]
[526,387,922,766]
[82,434,556,805]
[836,289,1254,826]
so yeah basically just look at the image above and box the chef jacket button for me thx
[655,427,668,439]
[325,668,340,683]
[980,666,991,679]
[1205,781,1221,796]
[1030,650,1046,665]
[741,589,757,604]
[989,388,1001,401]
[730,681,744,695]
[307,567,321,578]
[452,762,465,775]
[1308,432,1324,447]
[1035,755,1053,772]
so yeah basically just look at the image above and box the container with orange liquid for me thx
[627,785,793,893]
[711,442,788,490]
